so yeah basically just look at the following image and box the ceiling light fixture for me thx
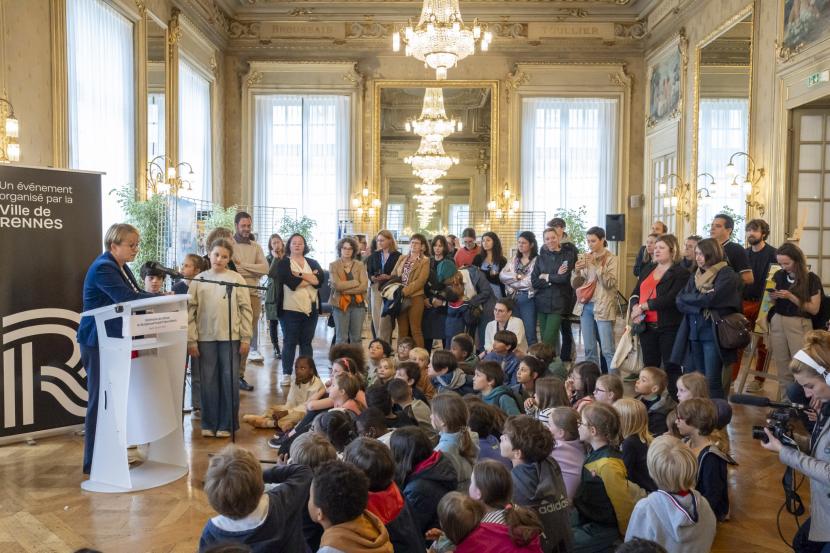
[405,138,459,183]
[392,0,491,80]
[405,88,462,143]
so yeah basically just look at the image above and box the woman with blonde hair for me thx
[628,234,689,396]
[614,398,657,492]
[392,234,431,347]
[366,230,401,343]
[763,330,830,550]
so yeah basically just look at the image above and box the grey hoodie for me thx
[624,489,716,553]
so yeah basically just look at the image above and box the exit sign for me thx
[807,70,830,87]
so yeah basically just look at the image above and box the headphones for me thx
[794,350,830,385]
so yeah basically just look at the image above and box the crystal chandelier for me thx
[414,189,444,228]
[415,181,443,195]
[405,138,459,183]
[406,88,462,143]
[0,96,20,163]
[392,0,492,80]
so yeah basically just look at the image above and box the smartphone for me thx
[562,260,569,269]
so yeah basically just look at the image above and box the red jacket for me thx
[456,522,543,553]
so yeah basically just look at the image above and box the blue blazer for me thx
[76,252,157,347]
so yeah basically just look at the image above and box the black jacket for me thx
[271,256,324,317]
[629,262,690,329]
[532,244,577,314]
[366,249,402,280]
[401,452,458,537]
[512,458,574,553]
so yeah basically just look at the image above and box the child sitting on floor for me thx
[594,374,624,405]
[514,354,546,405]
[500,414,573,553]
[474,360,522,416]
[451,333,478,375]
[525,376,569,424]
[242,356,325,430]
[429,349,475,395]
[567,361,601,413]
[375,356,397,387]
[395,361,430,403]
[615,398,657,493]
[410,346,437,399]
[431,393,479,491]
[625,435,716,553]
[675,398,735,522]
[547,406,586,501]
[483,330,521,386]
[309,460,393,553]
[389,378,432,432]
[397,337,416,364]
[634,366,676,437]
[199,444,312,552]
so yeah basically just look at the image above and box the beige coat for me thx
[571,249,619,321]
[329,258,369,307]
[391,254,430,298]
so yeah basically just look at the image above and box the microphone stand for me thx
[176,272,265,444]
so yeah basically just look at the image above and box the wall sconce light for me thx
[146,155,194,196]
[0,96,20,163]
[726,151,765,215]
[487,181,520,220]
[660,172,719,220]
[351,182,382,220]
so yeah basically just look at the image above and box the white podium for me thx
[81,296,189,493]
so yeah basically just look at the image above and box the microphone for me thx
[729,394,808,411]
[149,261,183,279]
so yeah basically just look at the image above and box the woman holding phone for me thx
[532,227,577,355]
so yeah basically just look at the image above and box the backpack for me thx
[490,387,525,414]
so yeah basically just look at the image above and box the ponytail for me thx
[457,426,478,464]
[503,503,543,547]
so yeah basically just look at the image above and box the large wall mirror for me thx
[374,81,498,236]
[692,6,753,239]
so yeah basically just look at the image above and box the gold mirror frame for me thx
[372,79,499,227]
[689,3,754,228]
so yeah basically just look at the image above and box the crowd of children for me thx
[194,324,735,553]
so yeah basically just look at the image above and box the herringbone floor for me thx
[0,319,804,552]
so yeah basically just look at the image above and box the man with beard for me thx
[233,211,270,391]
[734,218,777,391]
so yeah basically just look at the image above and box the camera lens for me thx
[752,425,769,443]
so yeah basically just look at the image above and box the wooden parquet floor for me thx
[0,319,807,552]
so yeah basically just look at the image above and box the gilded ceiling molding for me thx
[169,9,182,46]
[347,22,391,39]
[134,0,147,16]
[504,66,531,105]
[491,22,526,39]
[614,20,647,40]
[228,20,260,38]
[288,8,313,17]
[775,40,803,64]
[246,71,263,87]
[210,55,219,78]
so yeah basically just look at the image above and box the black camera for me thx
[752,407,798,444]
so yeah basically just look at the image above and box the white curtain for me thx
[178,60,212,202]
[67,0,134,237]
[696,98,749,239]
[521,98,618,228]
[253,94,350,265]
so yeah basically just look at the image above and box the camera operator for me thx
[761,330,830,552]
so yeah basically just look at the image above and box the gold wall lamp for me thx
[726,151,765,216]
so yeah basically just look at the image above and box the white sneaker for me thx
[745,380,764,393]
[281,374,292,386]
[248,350,264,362]
[215,430,231,438]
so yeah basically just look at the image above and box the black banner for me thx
[0,166,101,441]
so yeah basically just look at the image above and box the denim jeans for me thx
[689,335,725,399]
[81,345,99,474]
[580,302,615,373]
[198,340,241,433]
[333,305,366,344]
[280,309,318,375]
[515,291,537,346]
[189,355,201,410]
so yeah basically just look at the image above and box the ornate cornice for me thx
[614,20,647,40]
[504,66,531,104]
[134,0,147,16]
[775,39,804,64]
[246,70,263,87]
[347,22,391,39]
[169,8,182,46]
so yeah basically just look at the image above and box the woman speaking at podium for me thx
[77,223,158,475]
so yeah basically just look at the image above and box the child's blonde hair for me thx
[379,356,396,372]
[614,398,653,445]
[409,347,430,365]
[640,366,668,395]
[596,374,623,401]
[647,435,698,492]
[677,372,709,398]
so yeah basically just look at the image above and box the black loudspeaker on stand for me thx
[605,214,625,241]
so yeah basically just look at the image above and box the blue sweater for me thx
[77,252,156,347]
[198,464,312,553]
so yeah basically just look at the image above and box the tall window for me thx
[148,93,165,159]
[178,60,212,202]
[253,95,350,264]
[386,203,405,235]
[696,98,749,240]
[652,154,677,233]
[67,0,134,235]
[521,98,618,227]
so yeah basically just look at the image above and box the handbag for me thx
[711,310,752,349]
[611,302,643,375]
[575,279,597,305]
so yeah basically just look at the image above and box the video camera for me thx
[729,394,806,447]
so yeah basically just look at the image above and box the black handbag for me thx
[711,310,752,349]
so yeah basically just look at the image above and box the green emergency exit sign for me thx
[808,70,830,87]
